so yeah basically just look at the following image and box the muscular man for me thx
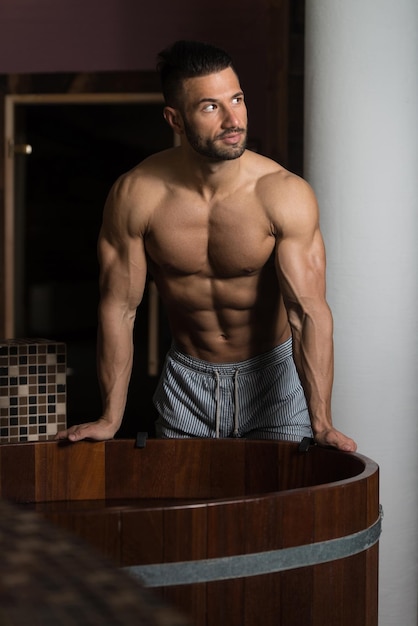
[57,40,356,451]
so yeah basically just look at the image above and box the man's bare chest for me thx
[145,200,276,278]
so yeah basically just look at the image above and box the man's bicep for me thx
[269,175,325,300]
[98,230,148,310]
[98,176,149,310]
[276,227,327,311]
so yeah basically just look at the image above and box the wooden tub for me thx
[0,439,380,625]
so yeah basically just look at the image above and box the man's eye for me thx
[232,97,243,105]
[203,104,216,112]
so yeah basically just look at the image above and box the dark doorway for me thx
[14,98,173,436]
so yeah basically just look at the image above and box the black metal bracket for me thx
[298,436,316,453]
[135,432,148,449]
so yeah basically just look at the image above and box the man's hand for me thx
[314,427,357,452]
[54,418,118,443]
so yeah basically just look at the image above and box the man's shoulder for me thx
[106,148,179,220]
[244,151,307,190]
[247,153,318,229]
[247,154,311,200]
[102,149,179,236]
[116,148,178,193]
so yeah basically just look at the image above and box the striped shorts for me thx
[153,337,313,441]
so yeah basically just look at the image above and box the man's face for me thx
[178,67,248,161]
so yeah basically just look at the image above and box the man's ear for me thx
[163,106,184,135]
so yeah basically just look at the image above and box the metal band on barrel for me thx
[124,506,383,588]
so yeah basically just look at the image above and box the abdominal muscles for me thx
[153,265,289,363]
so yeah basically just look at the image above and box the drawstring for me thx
[214,369,240,438]
[233,370,239,437]
[214,371,221,438]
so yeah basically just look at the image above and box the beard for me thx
[183,119,247,161]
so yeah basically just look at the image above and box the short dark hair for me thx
[156,40,235,108]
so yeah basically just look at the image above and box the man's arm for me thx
[275,175,356,452]
[56,176,147,442]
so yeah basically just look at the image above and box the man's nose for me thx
[222,106,240,128]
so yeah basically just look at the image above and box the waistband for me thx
[168,337,293,376]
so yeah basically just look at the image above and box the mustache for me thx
[216,128,246,139]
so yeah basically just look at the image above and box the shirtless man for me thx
[56,40,356,451]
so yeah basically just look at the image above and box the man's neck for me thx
[179,147,245,200]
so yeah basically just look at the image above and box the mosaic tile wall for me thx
[0,339,67,443]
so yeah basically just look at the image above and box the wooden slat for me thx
[121,508,164,567]
[206,498,247,626]
[280,569,313,625]
[342,552,367,626]
[162,505,208,626]
[209,439,246,498]
[244,440,279,494]
[365,544,379,626]
[35,441,105,501]
[365,465,380,626]
[105,439,153,499]
[0,442,36,501]
[280,489,314,623]
[242,495,283,625]
[366,463,380,525]
[172,439,211,498]
[312,486,346,625]
[277,441,315,490]
[312,561,344,625]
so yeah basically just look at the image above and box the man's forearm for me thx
[97,304,136,434]
[291,308,334,436]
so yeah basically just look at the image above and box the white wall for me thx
[304,1,418,624]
